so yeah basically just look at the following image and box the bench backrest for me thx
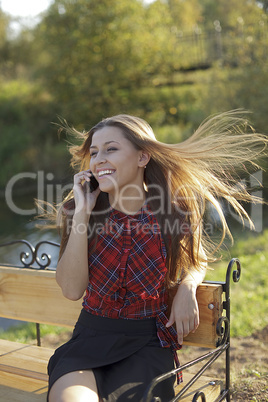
[0,265,223,348]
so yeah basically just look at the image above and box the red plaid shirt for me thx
[83,203,182,379]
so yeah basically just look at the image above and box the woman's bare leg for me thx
[49,369,99,402]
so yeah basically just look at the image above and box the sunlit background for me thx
[0,1,267,346]
[0,0,268,253]
[1,0,268,250]
[1,0,50,16]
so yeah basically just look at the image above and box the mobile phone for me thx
[89,174,99,192]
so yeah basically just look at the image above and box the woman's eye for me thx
[90,147,117,157]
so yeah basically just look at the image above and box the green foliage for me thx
[166,0,203,29]
[259,0,268,12]
[0,79,68,187]
[198,65,268,145]
[33,0,182,125]
[206,229,268,337]
[200,0,266,28]
[32,0,268,126]
[0,10,9,44]
[0,322,70,344]
[0,0,268,190]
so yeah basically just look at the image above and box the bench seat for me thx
[0,265,226,401]
[0,338,222,401]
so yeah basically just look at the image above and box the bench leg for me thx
[36,323,41,346]
[223,258,241,402]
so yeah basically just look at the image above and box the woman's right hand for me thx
[73,170,100,218]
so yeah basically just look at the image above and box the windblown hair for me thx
[56,111,267,287]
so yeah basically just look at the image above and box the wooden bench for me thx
[0,241,241,402]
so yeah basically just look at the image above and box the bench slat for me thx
[0,339,51,380]
[0,265,81,327]
[175,377,222,401]
[0,370,47,401]
[0,364,48,382]
[0,266,223,348]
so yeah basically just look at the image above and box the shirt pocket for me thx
[126,258,168,300]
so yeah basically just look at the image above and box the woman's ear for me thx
[138,151,150,168]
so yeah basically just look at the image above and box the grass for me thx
[1,228,267,343]
[206,227,268,337]
[0,323,70,345]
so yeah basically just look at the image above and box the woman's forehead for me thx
[91,126,130,147]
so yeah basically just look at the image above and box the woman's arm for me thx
[166,243,207,345]
[56,170,100,301]
[56,211,91,300]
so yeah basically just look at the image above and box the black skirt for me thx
[47,309,176,401]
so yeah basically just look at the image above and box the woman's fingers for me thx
[167,304,199,345]
[175,317,191,345]
[175,323,184,346]
[72,170,100,215]
[192,315,200,334]
[74,170,92,185]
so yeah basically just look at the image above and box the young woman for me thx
[47,111,267,402]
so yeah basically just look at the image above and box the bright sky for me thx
[0,0,53,17]
[0,0,154,18]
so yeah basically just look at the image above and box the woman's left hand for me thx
[166,281,199,345]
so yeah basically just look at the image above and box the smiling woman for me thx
[44,112,268,402]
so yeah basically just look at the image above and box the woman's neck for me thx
[109,192,146,215]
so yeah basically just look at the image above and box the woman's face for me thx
[89,126,148,199]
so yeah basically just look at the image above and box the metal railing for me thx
[142,258,241,402]
[0,240,60,346]
[0,239,60,270]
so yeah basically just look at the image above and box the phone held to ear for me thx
[89,174,99,192]
[62,174,99,213]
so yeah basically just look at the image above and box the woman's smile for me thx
[97,169,116,179]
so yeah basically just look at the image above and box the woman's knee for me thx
[48,370,99,402]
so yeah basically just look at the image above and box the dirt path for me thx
[42,326,268,401]
[178,326,268,401]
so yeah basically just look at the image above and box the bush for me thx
[0,80,69,188]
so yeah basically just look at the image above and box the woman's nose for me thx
[91,152,107,167]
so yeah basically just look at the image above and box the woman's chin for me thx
[99,183,117,195]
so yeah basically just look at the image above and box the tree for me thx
[166,0,202,30]
[199,0,266,28]
[0,9,9,43]
[34,0,177,125]
[257,0,268,12]
[0,10,11,77]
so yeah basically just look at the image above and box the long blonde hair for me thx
[57,111,267,286]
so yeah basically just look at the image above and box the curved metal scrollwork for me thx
[35,240,60,269]
[0,240,35,267]
[192,391,206,402]
[0,239,60,269]
[216,316,230,347]
[225,258,241,302]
